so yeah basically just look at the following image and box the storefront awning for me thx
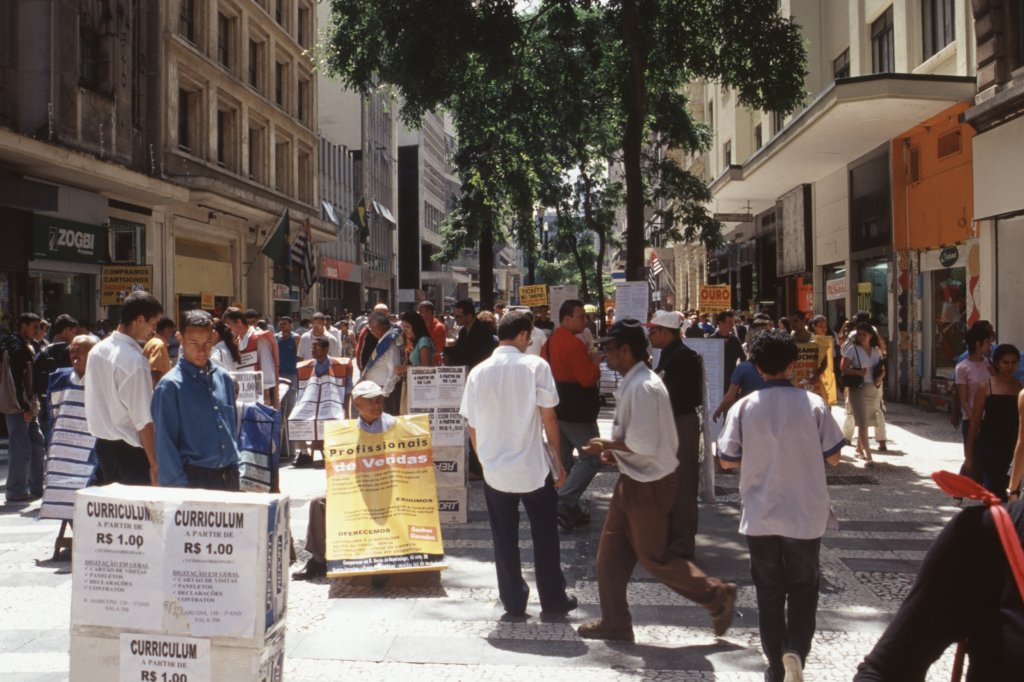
[371,200,396,225]
[709,74,977,216]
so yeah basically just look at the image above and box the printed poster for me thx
[407,367,466,445]
[288,375,347,441]
[548,285,578,316]
[120,634,210,682]
[518,284,548,307]
[614,281,649,322]
[791,340,825,392]
[230,371,264,404]
[323,414,446,576]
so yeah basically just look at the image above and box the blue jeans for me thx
[5,413,45,499]
[746,535,822,681]
[556,420,600,511]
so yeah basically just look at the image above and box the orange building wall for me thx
[892,102,974,251]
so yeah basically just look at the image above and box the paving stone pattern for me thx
[0,403,969,680]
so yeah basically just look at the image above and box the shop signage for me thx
[100,265,153,306]
[939,246,960,268]
[518,284,548,307]
[826,277,847,301]
[200,291,215,309]
[699,284,732,313]
[321,257,359,281]
[272,284,299,302]
[33,215,109,264]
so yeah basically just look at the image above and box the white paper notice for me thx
[161,503,258,638]
[289,375,348,441]
[433,407,466,446]
[72,500,164,628]
[231,371,264,404]
[119,633,210,682]
[614,281,649,323]
[407,367,438,408]
[548,285,578,317]
[434,367,466,408]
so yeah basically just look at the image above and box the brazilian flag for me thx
[350,197,369,244]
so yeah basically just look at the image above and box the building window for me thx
[833,48,850,79]
[131,0,144,127]
[248,39,264,91]
[772,110,785,135]
[248,123,267,183]
[298,149,311,202]
[275,140,291,194]
[298,5,311,48]
[871,7,895,74]
[923,0,955,60]
[275,62,284,107]
[178,88,199,153]
[275,0,284,26]
[216,107,238,171]
[179,0,196,43]
[80,26,108,91]
[754,123,763,150]
[723,140,732,167]
[217,13,233,70]
[707,101,714,130]
[297,79,308,124]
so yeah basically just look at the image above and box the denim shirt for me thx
[152,359,240,487]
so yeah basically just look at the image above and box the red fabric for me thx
[354,326,371,370]
[429,318,447,366]
[543,326,599,387]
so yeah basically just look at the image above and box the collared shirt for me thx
[460,346,559,493]
[84,330,153,446]
[609,362,679,482]
[428,318,447,365]
[730,361,766,395]
[358,412,396,434]
[525,326,548,356]
[276,332,298,375]
[297,331,341,361]
[717,380,846,540]
[655,338,703,415]
[151,360,240,487]
[543,326,600,387]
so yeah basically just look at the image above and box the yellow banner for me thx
[699,284,731,313]
[518,284,548,307]
[791,339,836,406]
[323,414,446,576]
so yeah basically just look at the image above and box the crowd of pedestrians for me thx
[7,292,1024,680]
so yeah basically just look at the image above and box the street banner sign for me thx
[548,285,577,315]
[519,284,548,307]
[699,284,731,313]
[614,281,649,322]
[100,265,153,306]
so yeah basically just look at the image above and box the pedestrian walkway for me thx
[0,402,965,680]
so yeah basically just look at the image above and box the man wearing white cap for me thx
[293,380,395,580]
[645,310,704,559]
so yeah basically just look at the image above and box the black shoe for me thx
[293,453,314,468]
[500,609,529,622]
[5,493,34,503]
[541,595,578,616]
[292,558,327,580]
[557,508,576,531]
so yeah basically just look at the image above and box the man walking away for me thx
[3,313,45,503]
[644,310,704,558]
[459,310,577,618]
[85,291,163,486]
[577,319,736,642]
[542,299,601,530]
[718,330,845,682]
[34,313,77,436]
[151,310,241,490]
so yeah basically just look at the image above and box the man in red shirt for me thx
[418,300,448,366]
[541,299,602,530]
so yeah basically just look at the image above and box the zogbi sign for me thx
[32,215,109,263]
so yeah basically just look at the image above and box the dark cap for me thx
[597,318,646,345]
[244,308,260,319]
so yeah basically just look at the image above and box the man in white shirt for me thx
[459,310,578,619]
[297,312,342,360]
[718,330,845,682]
[361,311,404,415]
[224,307,278,407]
[577,319,736,642]
[84,291,164,486]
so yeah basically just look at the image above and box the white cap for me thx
[643,310,685,330]
[351,381,386,399]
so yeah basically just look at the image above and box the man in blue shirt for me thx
[276,316,299,385]
[151,309,241,490]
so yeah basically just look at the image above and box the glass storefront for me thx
[855,259,890,339]
[28,271,95,324]
[932,267,966,379]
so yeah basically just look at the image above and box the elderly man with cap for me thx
[577,318,736,642]
[293,380,395,580]
[645,310,705,559]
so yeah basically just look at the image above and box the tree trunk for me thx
[479,222,495,310]
[621,0,648,283]
[583,173,608,335]
[567,232,590,303]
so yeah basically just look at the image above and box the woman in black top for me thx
[967,344,1022,501]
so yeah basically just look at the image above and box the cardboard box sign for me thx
[71,485,289,645]
[437,485,469,524]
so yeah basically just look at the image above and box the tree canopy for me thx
[321,0,806,305]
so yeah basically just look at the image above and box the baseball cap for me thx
[643,310,684,330]
[597,318,646,345]
[351,381,387,400]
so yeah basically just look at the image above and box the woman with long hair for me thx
[841,322,885,466]
[211,319,242,371]
[967,344,1022,500]
[400,310,434,368]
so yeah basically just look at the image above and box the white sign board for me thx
[548,285,578,317]
[614,281,649,323]
[289,375,348,441]
[119,633,211,682]
[231,371,264,404]
[407,367,467,446]
[682,337,726,503]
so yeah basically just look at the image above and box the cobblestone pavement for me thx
[0,402,968,681]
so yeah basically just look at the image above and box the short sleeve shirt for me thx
[955,356,994,419]
[730,361,766,395]
[609,363,679,482]
[718,380,846,539]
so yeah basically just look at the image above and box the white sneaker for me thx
[782,652,803,682]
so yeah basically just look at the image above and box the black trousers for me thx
[483,475,569,614]
[184,464,240,492]
[95,438,151,486]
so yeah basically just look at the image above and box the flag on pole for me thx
[259,208,291,284]
[291,219,317,294]
[350,197,369,244]
[650,249,664,276]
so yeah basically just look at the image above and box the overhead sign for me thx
[713,213,754,223]
[33,215,109,263]
[518,284,548,307]
[100,265,153,306]
[939,246,960,268]
[321,257,360,282]
[699,284,732,312]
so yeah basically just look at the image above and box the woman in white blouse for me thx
[841,323,885,466]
